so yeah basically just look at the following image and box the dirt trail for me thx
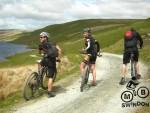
[11,53,149,113]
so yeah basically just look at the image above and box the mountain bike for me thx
[23,58,57,101]
[80,51,101,92]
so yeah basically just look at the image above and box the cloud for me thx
[0,0,150,29]
[69,0,150,19]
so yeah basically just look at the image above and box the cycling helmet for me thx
[130,28,135,32]
[83,28,91,33]
[40,32,49,38]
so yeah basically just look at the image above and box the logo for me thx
[137,86,149,98]
[121,91,133,102]
[121,80,149,108]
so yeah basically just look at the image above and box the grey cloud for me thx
[0,0,150,29]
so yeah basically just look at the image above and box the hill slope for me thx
[1,19,149,67]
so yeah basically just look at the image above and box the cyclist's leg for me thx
[90,54,97,85]
[48,78,53,92]
[121,52,130,77]
[135,62,140,74]
[91,64,96,85]
[120,52,130,85]
[133,51,141,79]
[121,64,127,78]
[47,67,56,97]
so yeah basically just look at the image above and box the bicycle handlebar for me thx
[79,50,102,57]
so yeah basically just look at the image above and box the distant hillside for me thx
[1,19,150,67]
[11,19,140,47]
[0,29,24,41]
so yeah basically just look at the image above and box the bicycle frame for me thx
[37,61,46,87]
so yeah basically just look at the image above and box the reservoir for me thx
[0,41,30,61]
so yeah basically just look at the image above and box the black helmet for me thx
[130,28,135,32]
[83,28,91,33]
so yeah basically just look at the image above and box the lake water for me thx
[0,41,31,61]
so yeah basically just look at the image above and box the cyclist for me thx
[38,32,61,97]
[119,28,143,85]
[80,28,98,86]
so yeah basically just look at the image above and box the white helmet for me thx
[40,32,49,38]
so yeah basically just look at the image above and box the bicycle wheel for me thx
[23,72,39,101]
[80,65,90,92]
[41,67,49,90]
[85,66,90,84]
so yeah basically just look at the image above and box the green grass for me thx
[0,91,23,113]
[0,50,39,68]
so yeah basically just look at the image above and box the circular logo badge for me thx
[121,91,134,102]
[137,86,149,98]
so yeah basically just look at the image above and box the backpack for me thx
[124,31,137,48]
[46,43,58,58]
[124,31,133,40]
[94,40,100,53]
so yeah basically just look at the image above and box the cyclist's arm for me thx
[136,32,143,48]
[56,44,62,59]
[85,39,90,51]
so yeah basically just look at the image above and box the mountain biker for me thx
[39,32,61,97]
[119,28,143,85]
[80,28,98,86]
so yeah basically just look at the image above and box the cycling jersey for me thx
[85,36,96,55]
[39,42,56,67]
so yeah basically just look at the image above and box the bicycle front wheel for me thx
[23,72,39,101]
[80,65,90,92]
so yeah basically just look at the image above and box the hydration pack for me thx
[47,43,58,58]
[94,40,100,53]
[41,42,58,58]
[124,31,137,48]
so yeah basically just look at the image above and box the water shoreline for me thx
[0,41,31,61]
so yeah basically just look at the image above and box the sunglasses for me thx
[40,36,45,39]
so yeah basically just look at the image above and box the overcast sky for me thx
[0,0,150,29]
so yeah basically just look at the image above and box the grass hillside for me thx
[0,19,150,70]
[12,19,137,48]
[0,19,149,68]
[0,29,24,41]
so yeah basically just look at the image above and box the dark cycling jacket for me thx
[39,42,56,67]
[124,31,143,51]
[85,36,97,55]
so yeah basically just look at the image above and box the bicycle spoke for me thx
[23,72,39,100]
